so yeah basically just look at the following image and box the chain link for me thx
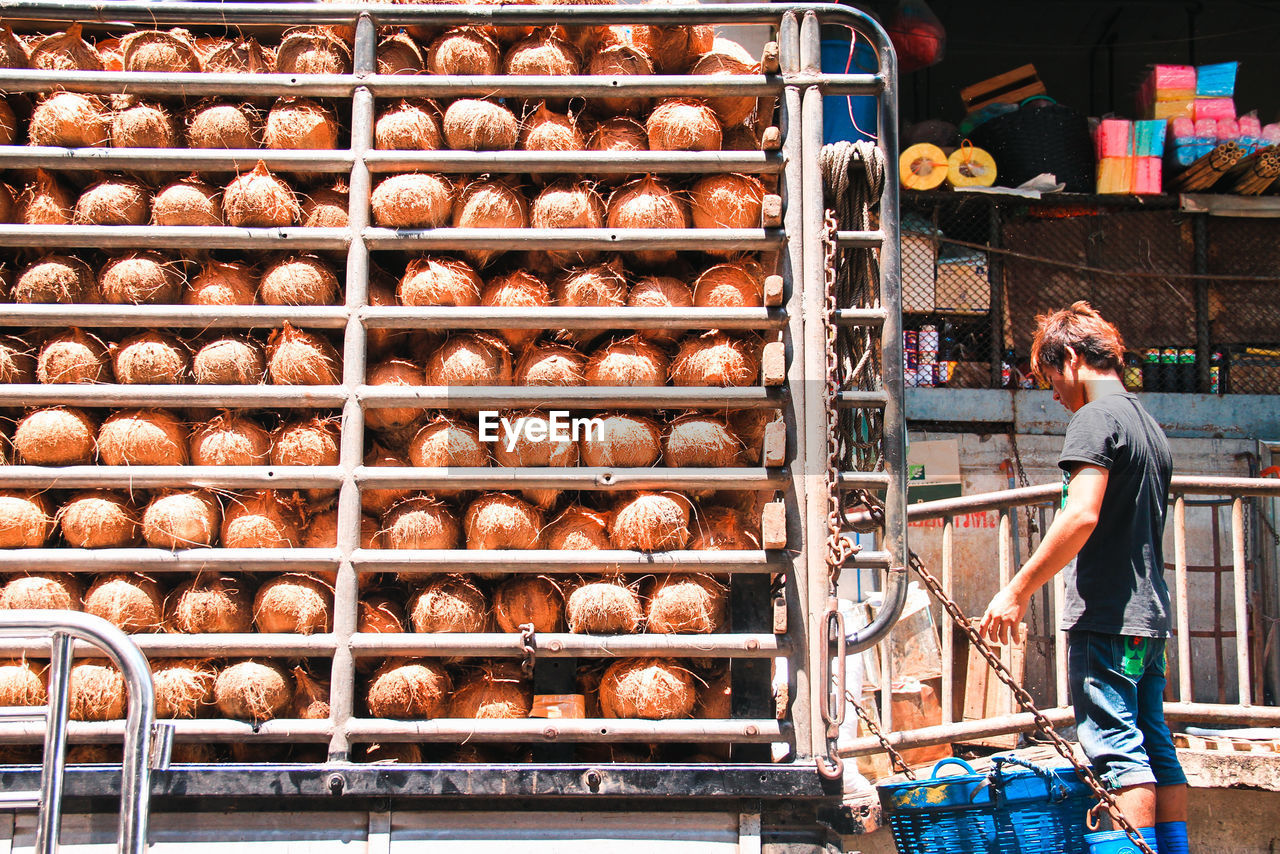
[518,623,537,679]
[1009,429,1041,553]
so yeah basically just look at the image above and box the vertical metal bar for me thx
[1233,497,1252,705]
[941,517,954,723]
[114,628,157,854]
[998,510,1013,704]
[328,10,376,763]
[1175,496,1192,701]
[34,632,71,854]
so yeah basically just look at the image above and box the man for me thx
[978,302,1188,854]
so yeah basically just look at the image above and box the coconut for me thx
[69,660,125,721]
[253,573,332,634]
[0,27,29,69]
[167,742,217,763]
[646,98,722,152]
[190,413,270,466]
[97,409,187,466]
[372,30,421,75]
[520,103,585,152]
[187,103,258,149]
[610,491,691,550]
[13,407,96,465]
[514,342,586,386]
[663,414,740,467]
[0,179,14,223]
[111,101,178,149]
[13,255,95,304]
[221,491,304,548]
[695,664,732,719]
[407,417,488,470]
[184,261,256,306]
[223,162,300,227]
[58,490,140,548]
[358,592,407,635]
[689,173,765,235]
[0,335,33,384]
[451,178,528,267]
[192,336,266,385]
[587,116,649,153]
[409,575,488,632]
[646,573,726,633]
[479,271,549,349]
[586,43,654,117]
[544,505,611,550]
[605,175,690,267]
[425,333,512,386]
[301,182,348,228]
[264,97,339,151]
[448,671,531,718]
[689,505,758,550]
[617,13,712,74]
[0,492,53,548]
[442,99,519,151]
[259,255,339,306]
[0,572,81,610]
[112,331,189,385]
[691,48,759,128]
[214,660,293,721]
[693,262,763,307]
[599,657,694,719]
[555,259,626,308]
[266,323,341,385]
[152,175,222,226]
[164,573,253,633]
[37,329,110,384]
[370,173,454,229]
[142,490,220,549]
[204,37,273,74]
[670,332,760,387]
[291,666,330,719]
[492,409,579,508]
[28,92,108,147]
[152,659,216,719]
[727,408,774,466]
[628,274,694,314]
[584,337,668,387]
[121,29,200,73]
[526,181,602,267]
[0,99,15,147]
[270,416,340,468]
[0,661,45,708]
[493,575,563,632]
[98,252,184,305]
[397,255,481,306]
[505,29,579,76]
[365,658,451,719]
[72,177,148,226]
[374,99,442,151]
[464,492,543,551]
[362,444,412,518]
[277,27,351,75]
[301,508,380,550]
[578,413,662,467]
[722,125,762,152]
[427,27,499,75]
[381,495,461,550]
[83,573,162,633]
[565,579,642,633]
[15,169,74,225]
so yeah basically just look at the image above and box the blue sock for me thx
[1155,821,1189,854]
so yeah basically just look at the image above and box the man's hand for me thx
[979,585,1028,645]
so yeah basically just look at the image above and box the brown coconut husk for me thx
[610,491,692,551]
[221,490,304,548]
[69,660,125,721]
[520,102,585,153]
[448,670,532,718]
[565,578,642,633]
[186,102,259,149]
[111,330,190,385]
[584,337,669,387]
[670,331,760,387]
[192,336,267,385]
[164,573,253,633]
[606,175,690,267]
[98,252,184,305]
[168,742,217,763]
[223,162,300,227]
[37,328,110,384]
[425,333,512,386]
[29,92,108,147]
[689,172,765,235]
[111,101,178,149]
[493,575,564,632]
[450,178,528,267]
[586,43,654,117]
[491,410,579,508]
[427,27,499,75]
[185,261,256,306]
[688,505,759,550]
[398,255,482,306]
[464,492,543,549]
[544,505,611,550]
[375,99,443,151]
[13,407,97,465]
[362,444,412,518]
[409,575,489,632]
[270,415,340,467]
[0,493,54,548]
[365,658,451,719]
[30,25,103,72]
[142,489,220,549]
[627,273,695,338]
[259,254,339,306]
[0,335,34,384]
[555,258,627,310]
[0,660,46,708]
[152,659,216,718]
[691,47,759,128]
[695,664,732,718]
[291,665,330,719]
[359,593,406,633]
[0,99,13,147]
[588,116,649,155]
[514,342,586,386]
[370,172,454,229]
[97,409,188,466]
[381,495,461,550]
[276,28,352,75]
[121,29,201,73]
[599,657,695,719]
[153,175,222,226]
[726,408,776,465]
[504,28,580,76]
[16,169,74,225]
[578,412,662,468]
[58,490,140,548]
[66,744,121,764]
[364,358,425,433]
[722,124,763,152]
[13,254,96,304]
[299,181,349,229]
[377,30,424,75]
[615,11,712,74]
[407,416,489,469]
[480,270,550,349]
[73,177,150,226]
[266,323,341,385]
[204,37,274,74]
[693,261,763,307]
[253,573,333,634]
[442,99,519,151]
[83,572,163,633]
[663,413,741,467]
[645,573,726,633]
[301,508,381,550]
[0,572,82,610]
[0,27,30,69]
[529,181,603,268]
[190,413,270,466]
[264,97,338,150]
[214,659,293,721]
[646,98,722,152]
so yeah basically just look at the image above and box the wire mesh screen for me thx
[900,192,1280,395]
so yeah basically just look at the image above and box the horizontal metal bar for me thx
[368,1,796,26]
[0,549,339,573]
[358,386,785,410]
[0,147,354,172]
[1169,476,1280,497]
[0,706,46,722]
[353,549,785,574]
[835,472,891,490]
[835,230,886,248]
[846,550,892,568]
[356,466,785,491]
[811,72,884,96]
[837,707,1075,758]
[0,793,40,809]
[0,635,337,659]
[0,0,363,25]
[0,466,342,490]
[362,227,782,252]
[344,718,783,744]
[349,633,784,659]
[0,720,334,743]
[0,305,350,329]
[836,390,889,408]
[1164,702,1280,726]
[832,308,887,327]
[0,70,354,97]
[364,150,784,175]
[360,306,786,332]
[365,74,779,99]
[0,226,350,250]
[0,385,347,408]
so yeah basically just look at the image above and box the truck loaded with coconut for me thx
[0,2,905,850]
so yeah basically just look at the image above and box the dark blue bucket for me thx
[821,36,878,144]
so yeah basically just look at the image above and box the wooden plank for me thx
[958,620,1027,749]
[967,83,1047,113]
[960,64,1044,111]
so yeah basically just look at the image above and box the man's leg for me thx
[1112,783,1156,826]
[1134,640,1190,852]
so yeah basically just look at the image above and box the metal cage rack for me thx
[0,1,904,801]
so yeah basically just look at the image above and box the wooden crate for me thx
[960,64,1046,113]
[957,620,1028,749]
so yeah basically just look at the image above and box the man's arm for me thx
[978,463,1109,644]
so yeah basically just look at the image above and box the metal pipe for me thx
[835,230,887,248]
[836,390,890,408]
[356,467,786,491]
[0,69,355,97]
[354,549,786,573]
[35,631,71,854]
[0,719,334,744]
[0,225,349,250]
[365,74,778,99]
[360,306,785,331]
[361,227,781,252]
[0,385,347,408]
[835,472,893,489]
[941,518,954,723]
[0,146,354,171]
[359,386,785,409]
[0,634,339,659]
[0,548,338,572]
[1175,496,1192,701]
[349,633,785,658]
[0,304,349,329]
[343,718,784,744]
[1233,497,1251,705]
[838,706,1077,757]
[0,465,342,490]
[832,308,887,327]
[364,150,783,175]
[999,511,1014,687]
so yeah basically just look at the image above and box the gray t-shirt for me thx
[1057,392,1173,637]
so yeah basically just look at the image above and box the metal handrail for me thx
[0,611,158,854]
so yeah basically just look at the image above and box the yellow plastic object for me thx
[899,143,949,190]
[947,143,998,188]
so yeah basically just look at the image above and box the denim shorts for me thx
[1067,630,1187,790]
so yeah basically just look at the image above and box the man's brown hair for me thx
[1029,300,1126,381]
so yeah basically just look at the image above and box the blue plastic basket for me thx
[878,756,1093,854]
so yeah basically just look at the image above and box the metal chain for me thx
[846,690,916,779]
[1009,429,1041,551]
[518,623,537,679]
